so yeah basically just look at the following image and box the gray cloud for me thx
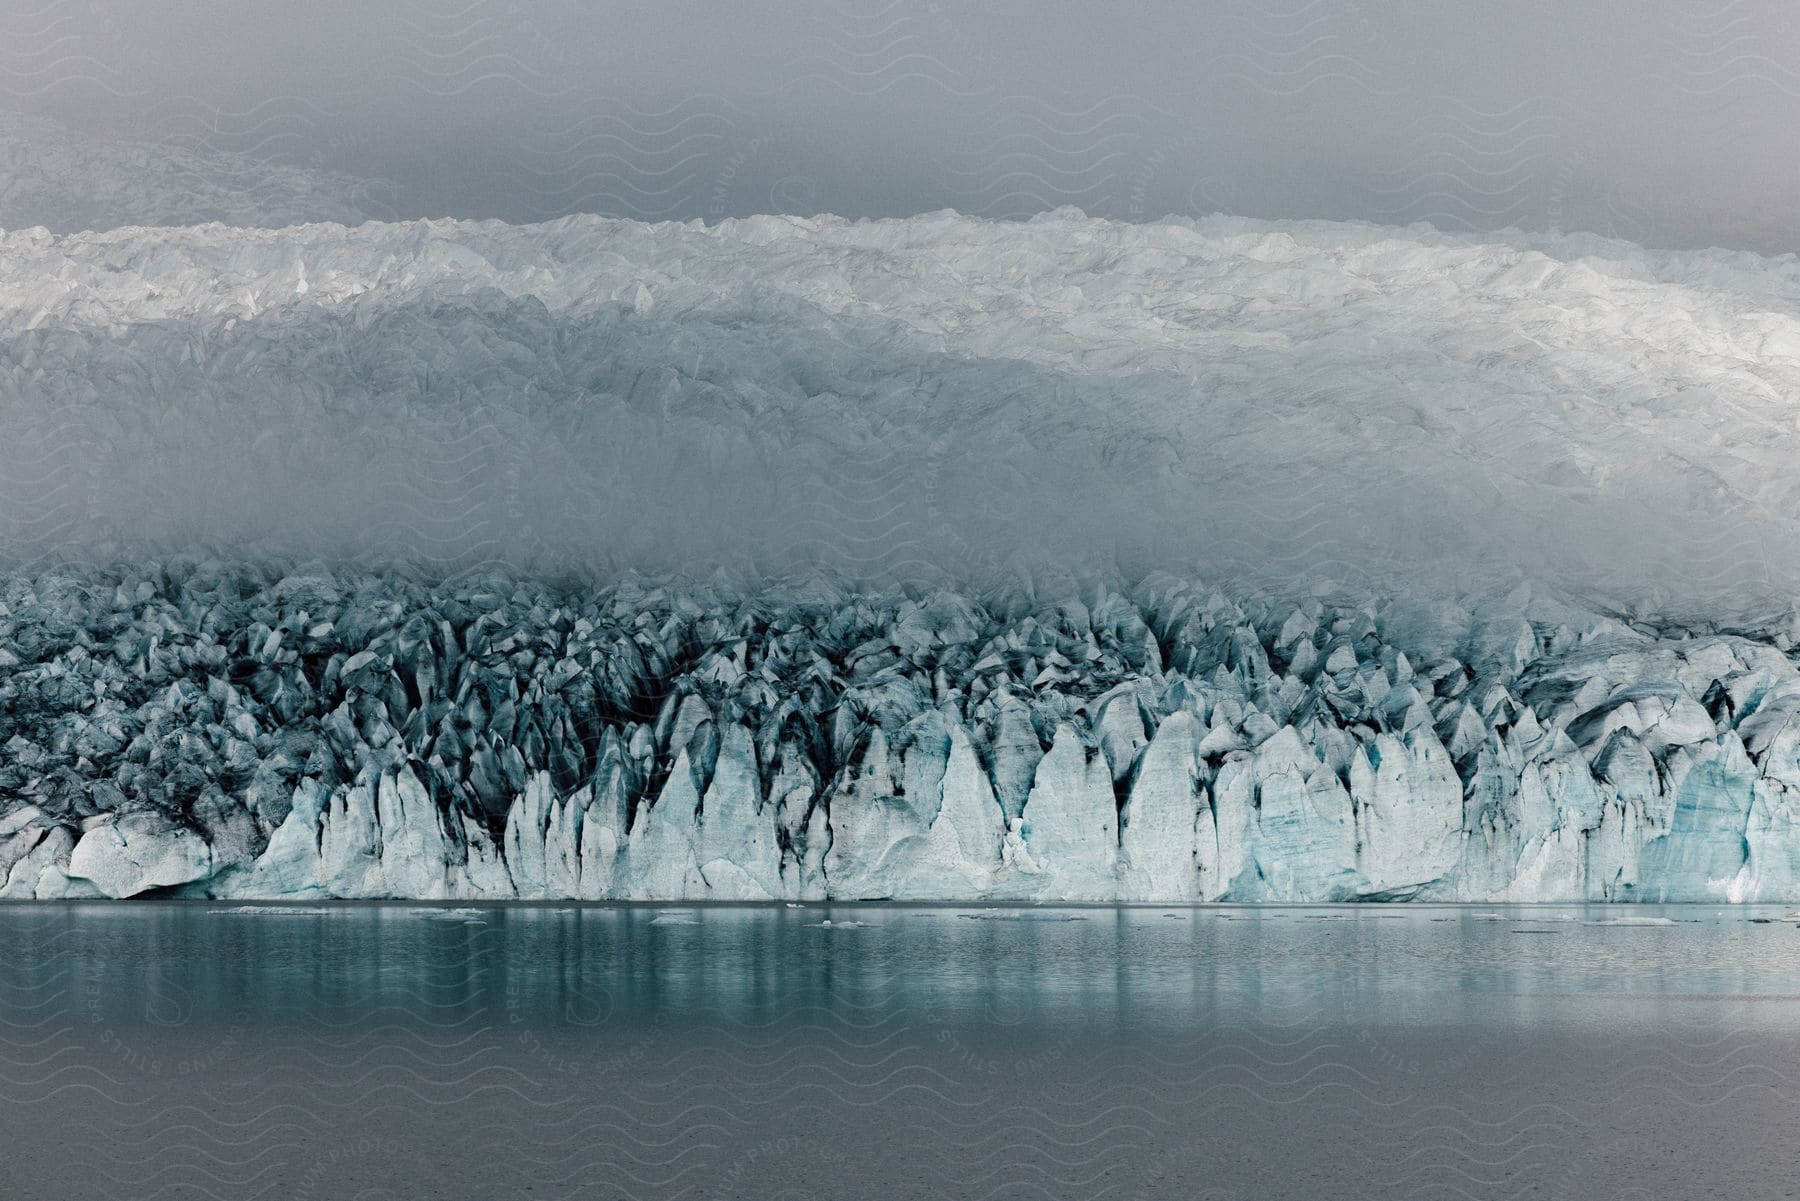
[2,0,1796,251]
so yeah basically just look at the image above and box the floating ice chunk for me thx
[417,907,487,923]
[954,909,1086,922]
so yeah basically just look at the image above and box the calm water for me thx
[2,903,1798,1201]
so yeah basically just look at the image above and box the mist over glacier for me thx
[9,128,1800,903]
[12,13,1800,1200]
[5,206,1800,611]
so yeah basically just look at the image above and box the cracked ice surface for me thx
[4,565,1800,902]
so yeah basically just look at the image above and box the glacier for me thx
[6,204,1800,604]
[7,162,1800,901]
[3,564,1800,902]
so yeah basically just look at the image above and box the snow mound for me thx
[3,207,1800,607]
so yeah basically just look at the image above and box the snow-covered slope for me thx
[4,208,1800,606]
[0,113,389,234]
[3,564,1800,902]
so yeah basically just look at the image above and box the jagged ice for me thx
[7,171,1800,901]
[4,567,1800,902]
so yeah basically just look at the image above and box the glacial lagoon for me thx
[2,903,1798,1200]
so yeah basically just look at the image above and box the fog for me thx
[3,3,1799,613]
[3,0,1798,252]
[4,208,1799,616]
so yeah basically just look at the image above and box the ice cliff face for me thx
[8,158,1800,901]
[4,565,1800,902]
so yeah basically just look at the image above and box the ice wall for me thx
[5,566,1800,902]
[9,146,1800,902]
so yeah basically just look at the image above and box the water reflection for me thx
[3,903,1797,1201]
[16,902,1800,1032]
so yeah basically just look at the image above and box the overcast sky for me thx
[4,0,1798,250]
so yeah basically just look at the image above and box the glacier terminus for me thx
[4,568,1800,903]
[6,204,1800,904]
